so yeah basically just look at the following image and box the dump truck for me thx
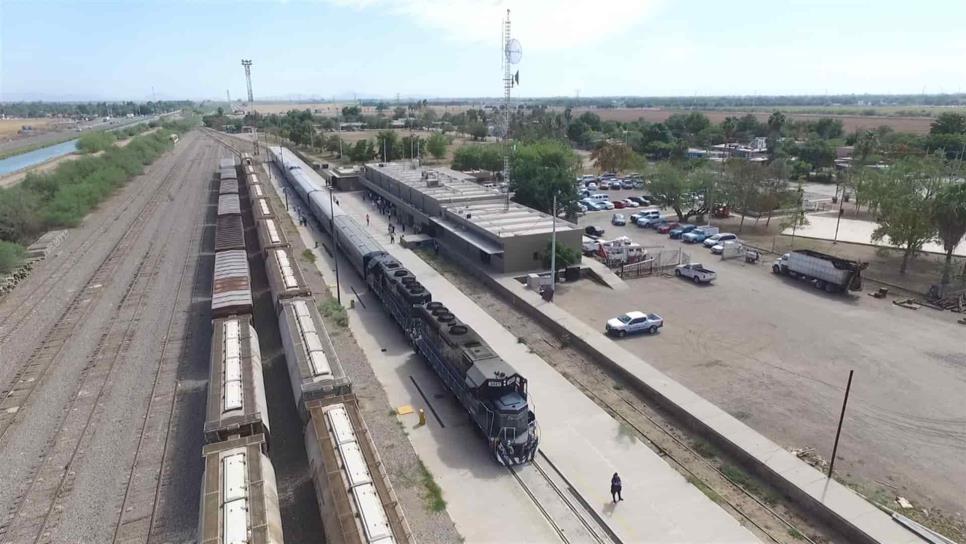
[772,249,867,293]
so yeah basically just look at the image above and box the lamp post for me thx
[330,185,342,305]
[547,193,557,301]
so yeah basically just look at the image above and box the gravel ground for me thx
[259,159,461,543]
[0,131,222,542]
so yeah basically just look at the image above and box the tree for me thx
[722,159,766,233]
[451,144,503,171]
[347,139,374,162]
[375,130,400,161]
[797,138,836,168]
[544,241,581,269]
[647,163,714,222]
[510,139,580,215]
[590,141,634,173]
[930,112,966,135]
[426,132,448,161]
[932,181,966,285]
[375,102,388,115]
[467,121,488,141]
[870,157,943,274]
[767,111,786,136]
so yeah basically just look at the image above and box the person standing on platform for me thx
[611,473,623,502]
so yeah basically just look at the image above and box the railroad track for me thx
[0,137,204,440]
[0,132,201,347]
[112,142,218,543]
[510,451,618,544]
[0,140,208,544]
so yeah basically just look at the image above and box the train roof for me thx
[212,250,252,318]
[255,218,289,253]
[217,193,241,216]
[305,397,410,544]
[253,196,274,220]
[333,215,383,258]
[278,298,350,414]
[199,434,283,544]
[265,247,311,301]
[218,178,240,195]
[214,214,246,252]
[249,182,265,199]
[218,157,236,169]
[465,353,522,388]
[204,317,269,444]
[219,167,238,180]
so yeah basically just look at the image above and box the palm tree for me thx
[933,182,966,286]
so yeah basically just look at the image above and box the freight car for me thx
[255,218,289,256]
[211,249,252,319]
[253,197,274,221]
[219,178,240,195]
[277,297,351,418]
[218,158,237,170]
[214,215,246,252]
[304,397,410,544]
[264,247,311,304]
[198,434,283,544]
[269,145,539,465]
[217,193,241,217]
[204,317,270,444]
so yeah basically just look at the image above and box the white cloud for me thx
[326,0,665,50]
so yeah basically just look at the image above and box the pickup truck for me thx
[682,226,719,244]
[669,224,697,239]
[605,311,664,337]
[675,263,716,284]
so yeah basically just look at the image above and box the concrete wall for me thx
[502,230,582,273]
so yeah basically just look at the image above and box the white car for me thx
[621,199,639,208]
[605,311,664,337]
[600,201,615,210]
[703,233,737,248]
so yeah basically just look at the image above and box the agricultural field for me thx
[0,118,63,141]
[568,107,941,134]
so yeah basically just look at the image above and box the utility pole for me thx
[547,193,557,301]
[330,186,342,304]
[827,370,854,478]
[242,59,259,155]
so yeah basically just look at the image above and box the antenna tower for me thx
[241,59,260,155]
[501,11,522,210]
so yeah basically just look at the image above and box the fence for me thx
[615,248,690,279]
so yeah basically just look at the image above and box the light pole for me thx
[547,193,557,301]
[329,186,342,305]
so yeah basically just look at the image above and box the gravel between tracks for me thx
[0,131,220,543]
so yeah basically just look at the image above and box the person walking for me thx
[366,213,370,226]
[389,232,395,244]
[610,473,623,503]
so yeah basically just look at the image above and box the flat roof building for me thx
[362,161,580,273]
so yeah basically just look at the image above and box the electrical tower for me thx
[241,59,260,155]
[501,10,522,210]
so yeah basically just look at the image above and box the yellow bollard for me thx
[418,409,426,426]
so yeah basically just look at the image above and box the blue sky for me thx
[2,0,965,101]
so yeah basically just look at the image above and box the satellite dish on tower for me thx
[505,38,522,64]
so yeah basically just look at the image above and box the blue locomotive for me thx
[268,146,539,465]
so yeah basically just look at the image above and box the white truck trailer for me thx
[772,249,866,293]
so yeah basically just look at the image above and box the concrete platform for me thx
[261,172,758,543]
[487,274,922,544]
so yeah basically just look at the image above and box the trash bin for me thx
[564,265,581,282]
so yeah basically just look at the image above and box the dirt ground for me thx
[0,118,61,141]
[568,108,937,135]
[570,206,966,529]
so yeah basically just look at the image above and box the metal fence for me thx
[615,248,690,279]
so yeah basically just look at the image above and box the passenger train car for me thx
[267,146,539,465]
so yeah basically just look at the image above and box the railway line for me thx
[510,451,618,544]
[0,132,220,543]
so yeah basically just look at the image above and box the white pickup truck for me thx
[675,263,716,284]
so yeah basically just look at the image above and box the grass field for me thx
[0,118,62,139]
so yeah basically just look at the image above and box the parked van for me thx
[590,193,609,202]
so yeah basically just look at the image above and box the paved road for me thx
[568,210,966,517]
[0,131,218,543]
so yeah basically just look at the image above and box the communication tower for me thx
[502,10,522,210]
[241,59,260,155]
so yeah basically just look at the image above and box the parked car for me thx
[629,196,651,206]
[613,200,626,209]
[587,182,598,191]
[682,226,719,244]
[621,199,639,208]
[675,263,717,284]
[710,240,740,255]
[585,225,605,237]
[611,213,627,226]
[576,202,588,213]
[703,233,737,248]
[599,181,610,190]
[622,180,636,189]
[605,311,664,337]
[582,236,600,255]
[587,201,608,211]
[657,222,681,234]
[669,224,697,239]
[600,201,615,210]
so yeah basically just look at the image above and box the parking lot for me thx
[560,199,966,517]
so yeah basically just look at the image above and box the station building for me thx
[361,161,580,274]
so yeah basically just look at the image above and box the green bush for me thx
[451,144,504,171]
[0,241,25,274]
[318,298,348,327]
[0,130,175,244]
[77,131,117,153]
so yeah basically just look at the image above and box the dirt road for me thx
[0,130,219,543]
[566,214,966,528]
